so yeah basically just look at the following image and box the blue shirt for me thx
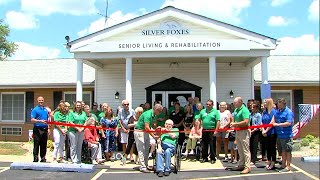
[250,112,262,126]
[275,106,294,139]
[262,108,276,135]
[31,105,49,129]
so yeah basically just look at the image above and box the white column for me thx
[261,56,268,84]
[126,57,132,109]
[260,56,271,100]
[76,59,83,101]
[209,56,217,109]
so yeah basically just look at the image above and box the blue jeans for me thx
[156,142,175,173]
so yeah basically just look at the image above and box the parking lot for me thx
[0,157,318,180]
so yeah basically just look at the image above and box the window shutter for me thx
[293,90,303,123]
[254,89,262,103]
[53,91,63,109]
[25,92,34,122]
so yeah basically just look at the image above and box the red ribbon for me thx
[47,121,273,133]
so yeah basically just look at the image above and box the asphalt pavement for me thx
[0,157,318,180]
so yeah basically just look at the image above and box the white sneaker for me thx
[182,152,188,156]
[92,160,98,165]
[189,150,195,155]
[52,160,59,164]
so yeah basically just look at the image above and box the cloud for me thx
[77,9,146,37]
[20,0,98,16]
[0,0,14,5]
[308,0,319,22]
[270,0,291,7]
[161,0,251,25]
[5,11,39,30]
[9,42,61,60]
[267,16,296,26]
[271,34,319,55]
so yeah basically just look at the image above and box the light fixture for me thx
[229,90,234,98]
[115,92,119,99]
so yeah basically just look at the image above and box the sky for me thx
[0,0,319,60]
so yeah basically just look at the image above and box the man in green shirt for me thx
[134,103,163,173]
[230,97,251,174]
[198,99,220,164]
[91,102,101,120]
[155,119,179,177]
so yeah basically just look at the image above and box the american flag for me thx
[292,104,320,138]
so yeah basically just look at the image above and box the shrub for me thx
[305,135,315,142]
[314,137,320,144]
[47,140,54,151]
[310,144,316,149]
[301,138,310,147]
[293,142,301,151]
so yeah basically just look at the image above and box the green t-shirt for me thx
[234,104,250,125]
[161,128,179,145]
[135,109,155,130]
[98,111,105,121]
[67,111,87,132]
[91,110,101,119]
[53,111,68,129]
[199,108,220,129]
[155,112,166,127]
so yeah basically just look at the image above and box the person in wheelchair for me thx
[84,117,104,164]
[155,119,179,177]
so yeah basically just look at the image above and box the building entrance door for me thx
[152,91,195,109]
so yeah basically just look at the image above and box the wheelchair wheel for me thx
[174,144,182,173]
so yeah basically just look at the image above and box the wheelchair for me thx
[81,140,92,164]
[153,142,182,174]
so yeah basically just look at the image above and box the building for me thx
[0,6,318,141]
[0,59,95,141]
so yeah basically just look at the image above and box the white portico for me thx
[68,6,277,109]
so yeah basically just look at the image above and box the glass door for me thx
[152,91,166,107]
[166,91,195,110]
[152,91,195,109]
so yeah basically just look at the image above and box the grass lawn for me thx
[0,143,28,155]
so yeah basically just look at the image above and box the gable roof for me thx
[0,59,95,88]
[68,6,277,51]
[254,56,319,84]
[145,77,202,91]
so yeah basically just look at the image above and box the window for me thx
[64,91,92,106]
[1,93,25,122]
[271,90,292,109]
[1,127,22,136]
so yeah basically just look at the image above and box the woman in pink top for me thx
[182,122,202,156]
[84,117,103,164]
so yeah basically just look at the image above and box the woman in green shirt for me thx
[52,102,68,163]
[67,101,88,164]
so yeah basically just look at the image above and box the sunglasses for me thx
[123,104,129,106]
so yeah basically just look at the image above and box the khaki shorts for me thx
[277,138,293,154]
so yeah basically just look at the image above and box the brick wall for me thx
[256,85,320,138]
[0,87,93,142]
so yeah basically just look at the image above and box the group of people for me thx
[30,95,294,177]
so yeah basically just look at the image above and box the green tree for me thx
[0,19,18,61]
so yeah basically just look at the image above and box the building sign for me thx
[141,20,190,36]
[89,39,250,52]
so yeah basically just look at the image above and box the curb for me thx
[301,156,319,163]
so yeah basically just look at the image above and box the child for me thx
[182,122,202,156]
[228,130,238,164]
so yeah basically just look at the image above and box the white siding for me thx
[96,62,252,109]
